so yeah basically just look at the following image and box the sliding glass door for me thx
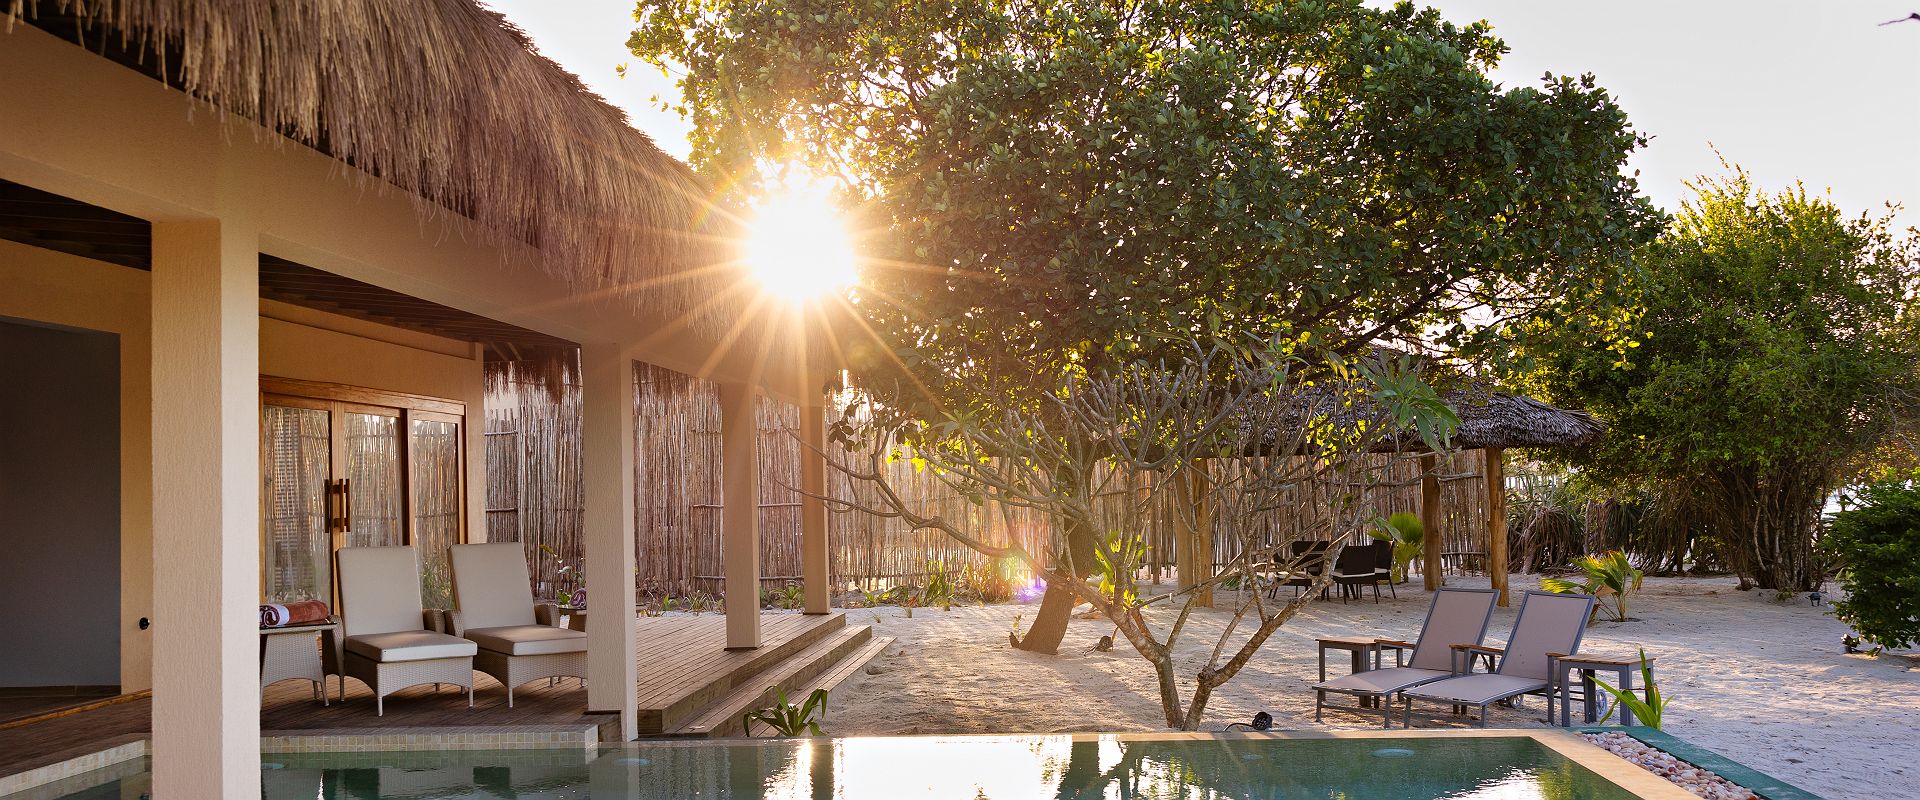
[260,380,467,609]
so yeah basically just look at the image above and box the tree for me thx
[820,345,1459,729]
[1508,168,1920,590]
[1823,481,1920,649]
[629,0,1661,649]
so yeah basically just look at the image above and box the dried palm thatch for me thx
[1445,388,1605,450]
[6,0,742,338]
[1247,384,1603,454]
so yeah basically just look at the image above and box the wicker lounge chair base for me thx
[343,652,474,716]
[474,649,587,708]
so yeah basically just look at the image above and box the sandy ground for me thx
[817,575,1918,800]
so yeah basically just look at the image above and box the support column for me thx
[1173,465,1213,608]
[1486,448,1510,607]
[149,218,260,799]
[582,343,638,739]
[1421,453,1444,591]
[799,403,831,614]
[720,383,762,649]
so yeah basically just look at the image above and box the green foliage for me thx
[630,0,1660,414]
[1540,551,1644,622]
[777,582,806,610]
[1822,482,1920,649]
[1592,649,1669,730]
[1509,167,1920,590]
[742,687,829,737]
[922,560,957,609]
[958,558,1018,604]
[1369,511,1425,584]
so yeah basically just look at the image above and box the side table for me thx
[1317,636,1382,707]
[1550,652,1655,726]
[260,619,342,705]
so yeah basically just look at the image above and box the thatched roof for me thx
[1441,389,1604,451]
[8,0,737,338]
[1246,383,1603,455]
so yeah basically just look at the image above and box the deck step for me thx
[673,625,874,737]
[796,635,893,720]
[644,614,847,735]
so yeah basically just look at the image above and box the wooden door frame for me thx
[258,377,469,605]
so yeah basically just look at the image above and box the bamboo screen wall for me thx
[483,364,1497,601]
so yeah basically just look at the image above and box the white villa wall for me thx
[0,238,488,695]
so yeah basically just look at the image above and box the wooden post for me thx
[582,343,639,736]
[1193,462,1214,608]
[720,383,762,649]
[1421,453,1443,590]
[1486,448,1510,607]
[798,402,830,614]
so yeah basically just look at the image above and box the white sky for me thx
[488,0,1920,230]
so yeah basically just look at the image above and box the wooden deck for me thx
[0,612,850,780]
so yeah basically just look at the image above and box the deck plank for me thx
[0,612,846,779]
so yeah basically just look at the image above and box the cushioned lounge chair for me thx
[336,546,478,715]
[1311,587,1498,726]
[1398,590,1598,728]
[446,542,588,707]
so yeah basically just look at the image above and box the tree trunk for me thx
[1711,464,1824,591]
[1014,582,1076,654]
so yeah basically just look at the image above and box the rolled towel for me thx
[259,600,332,628]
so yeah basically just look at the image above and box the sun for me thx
[742,177,859,304]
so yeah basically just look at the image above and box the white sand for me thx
[819,575,1918,799]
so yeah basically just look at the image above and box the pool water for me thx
[28,734,1641,799]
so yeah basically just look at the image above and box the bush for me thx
[1823,482,1920,649]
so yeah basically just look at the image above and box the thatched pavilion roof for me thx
[1440,389,1604,451]
[8,0,735,338]
[1245,383,1603,455]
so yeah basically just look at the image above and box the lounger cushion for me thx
[466,624,587,656]
[1404,673,1546,705]
[450,543,539,629]
[1314,666,1452,695]
[345,630,478,663]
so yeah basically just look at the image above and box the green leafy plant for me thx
[923,560,956,610]
[742,687,828,737]
[777,582,805,610]
[1541,550,1644,622]
[1592,648,1669,730]
[1822,481,1920,649]
[1368,511,1425,584]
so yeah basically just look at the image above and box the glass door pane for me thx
[261,404,332,603]
[342,410,405,549]
[410,417,463,609]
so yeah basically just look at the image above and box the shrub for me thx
[1822,482,1920,649]
[1368,512,1424,584]
[1541,550,1644,622]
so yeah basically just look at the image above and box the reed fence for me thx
[482,363,1498,601]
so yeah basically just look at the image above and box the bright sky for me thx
[488,0,1920,230]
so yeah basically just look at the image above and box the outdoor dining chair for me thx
[1398,590,1599,728]
[1310,587,1498,727]
[447,542,589,707]
[336,546,478,715]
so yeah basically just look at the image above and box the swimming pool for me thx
[18,731,1685,799]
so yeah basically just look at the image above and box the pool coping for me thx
[1574,726,1824,800]
[2,726,1791,800]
